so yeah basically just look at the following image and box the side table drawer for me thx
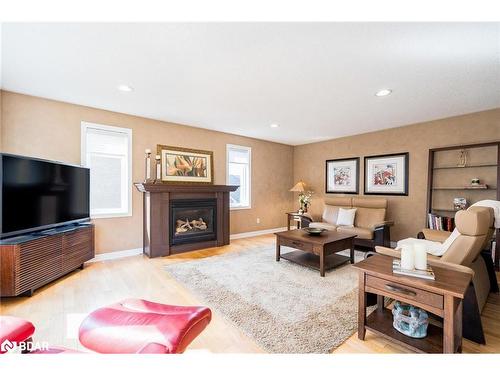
[366,275,443,310]
[279,238,313,252]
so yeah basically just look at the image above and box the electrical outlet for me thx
[256,218,261,224]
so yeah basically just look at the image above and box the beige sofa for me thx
[308,197,393,250]
[376,206,498,344]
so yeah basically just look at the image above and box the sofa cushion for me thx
[337,226,374,240]
[322,205,340,224]
[337,208,357,227]
[354,207,386,229]
[309,222,337,231]
[324,197,352,207]
[352,197,387,209]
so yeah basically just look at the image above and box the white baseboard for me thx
[230,227,288,240]
[88,247,143,263]
[88,234,396,263]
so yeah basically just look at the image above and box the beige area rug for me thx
[165,245,366,353]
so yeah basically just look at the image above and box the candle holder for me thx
[144,149,152,183]
[154,154,162,184]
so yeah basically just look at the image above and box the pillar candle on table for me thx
[413,243,428,270]
[400,244,415,270]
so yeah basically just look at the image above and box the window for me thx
[226,144,251,209]
[81,122,132,218]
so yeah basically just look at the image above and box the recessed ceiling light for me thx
[270,123,279,128]
[375,89,392,97]
[117,84,134,92]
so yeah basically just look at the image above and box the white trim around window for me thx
[226,144,252,210]
[81,121,133,219]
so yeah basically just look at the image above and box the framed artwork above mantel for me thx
[364,152,409,196]
[157,144,214,184]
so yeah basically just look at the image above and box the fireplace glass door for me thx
[170,199,217,245]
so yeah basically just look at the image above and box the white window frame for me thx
[81,121,132,219]
[226,144,252,210]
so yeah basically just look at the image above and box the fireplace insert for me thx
[170,199,217,245]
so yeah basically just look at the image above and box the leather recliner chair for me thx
[375,206,498,344]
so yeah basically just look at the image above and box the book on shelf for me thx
[392,259,436,280]
[427,213,454,231]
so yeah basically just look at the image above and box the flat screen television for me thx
[1,153,90,239]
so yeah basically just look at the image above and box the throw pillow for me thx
[336,208,357,227]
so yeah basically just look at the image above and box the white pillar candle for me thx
[146,157,151,179]
[155,155,161,180]
[414,243,428,270]
[400,244,415,270]
[145,150,152,180]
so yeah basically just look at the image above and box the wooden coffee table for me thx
[274,229,356,276]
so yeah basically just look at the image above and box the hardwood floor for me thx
[1,234,499,353]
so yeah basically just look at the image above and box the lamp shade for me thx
[290,181,307,192]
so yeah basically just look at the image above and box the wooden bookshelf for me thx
[426,141,500,269]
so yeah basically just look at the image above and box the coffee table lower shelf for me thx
[280,250,350,272]
[365,308,444,354]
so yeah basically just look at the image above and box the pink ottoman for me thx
[78,299,212,354]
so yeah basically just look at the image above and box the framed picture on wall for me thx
[157,144,214,184]
[325,157,360,194]
[364,152,409,195]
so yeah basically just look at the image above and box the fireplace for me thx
[135,183,238,257]
[170,199,217,245]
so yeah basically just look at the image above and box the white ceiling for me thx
[1,23,499,145]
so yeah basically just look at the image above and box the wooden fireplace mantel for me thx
[134,183,238,258]
[134,183,238,193]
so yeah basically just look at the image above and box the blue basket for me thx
[392,301,429,339]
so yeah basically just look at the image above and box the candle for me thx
[400,244,414,270]
[414,243,427,270]
[155,155,161,180]
[145,149,151,181]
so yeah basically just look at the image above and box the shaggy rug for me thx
[165,245,365,353]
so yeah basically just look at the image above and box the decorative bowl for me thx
[303,227,326,236]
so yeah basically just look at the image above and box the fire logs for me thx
[175,218,207,234]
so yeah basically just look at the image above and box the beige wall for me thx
[293,108,500,241]
[1,91,294,254]
[2,89,499,252]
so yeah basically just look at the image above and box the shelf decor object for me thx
[157,144,214,184]
[325,157,360,194]
[457,149,468,167]
[364,153,409,196]
[426,141,500,269]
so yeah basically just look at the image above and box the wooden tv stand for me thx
[0,223,95,297]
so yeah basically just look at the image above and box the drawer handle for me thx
[385,284,417,297]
